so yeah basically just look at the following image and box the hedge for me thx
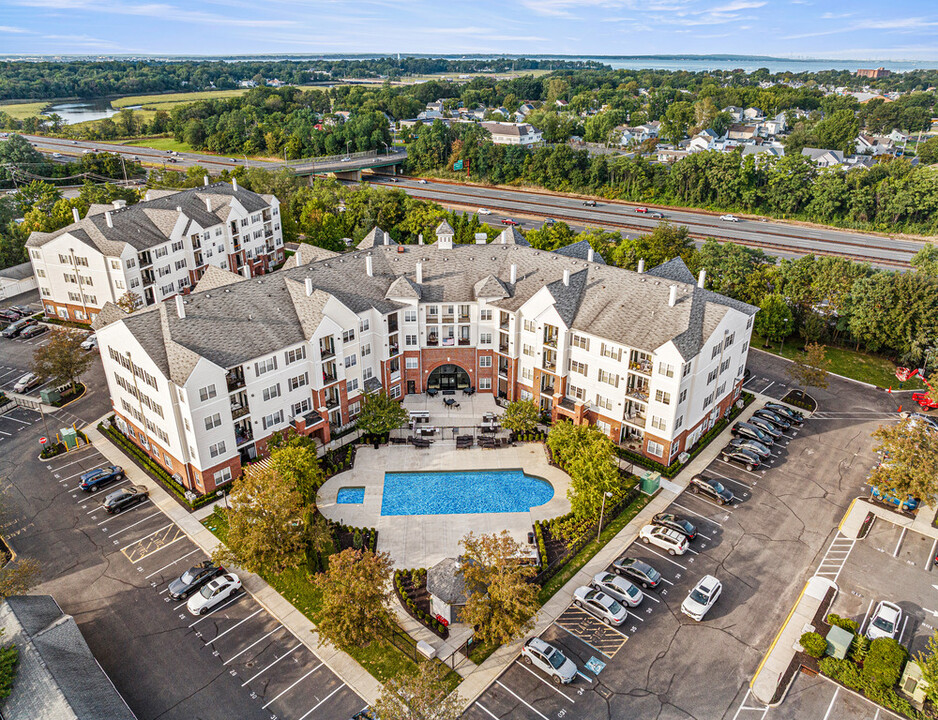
[617,392,754,478]
[826,613,860,634]
[819,642,922,720]
[534,521,548,567]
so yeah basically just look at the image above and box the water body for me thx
[42,99,120,124]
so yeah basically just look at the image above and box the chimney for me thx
[203,175,210,186]
[305,277,314,296]
[175,294,186,319]
[71,207,80,223]
[587,247,595,262]
[365,255,373,277]
[111,199,126,209]
[383,231,389,246]
[205,197,212,213]
[563,268,571,286]
[698,269,707,288]
[637,258,645,273]
[416,262,423,284]
[241,263,251,279]
[668,284,678,307]
[510,264,517,284]
[418,233,424,246]
[474,233,487,244]
[232,178,238,192]
[105,211,113,228]
[176,206,182,213]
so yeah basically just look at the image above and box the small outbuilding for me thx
[427,558,469,625]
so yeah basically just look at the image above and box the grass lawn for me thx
[202,508,460,692]
[112,89,250,110]
[123,136,193,153]
[752,334,926,391]
[0,100,50,119]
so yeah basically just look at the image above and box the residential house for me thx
[743,107,764,122]
[723,106,744,122]
[480,121,543,146]
[802,147,846,167]
[855,134,895,155]
[727,124,759,141]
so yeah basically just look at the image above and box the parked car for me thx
[867,600,903,640]
[748,416,784,440]
[719,214,740,222]
[79,465,124,492]
[10,306,33,317]
[612,556,662,589]
[186,573,241,615]
[572,586,627,626]
[102,485,149,514]
[651,512,696,540]
[720,445,762,471]
[501,218,520,226]
[732,421,774,446]
[753,408,791,430]
[477,208,491,215]
[689,475,735,505]
[638,525,688,555]
[1,318,35,338]
[168,560,225,600]
[80,333,98,351]
[681,575,723,621]
[870,486,919,512]
[764,402,804,424]
[12,372,40,393]
[19,324,46,339]
[583,200,597,207]
[520,637,577,684]
[727,436,771,459]
[0,310,19,323]
[591,571,643,607]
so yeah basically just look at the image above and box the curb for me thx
[751,348,882,390]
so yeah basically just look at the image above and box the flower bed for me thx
[329,521,377,553]
[394,568,448,639]
[781,389,817,412]
[321,443,356,479]
[39,441,66,459]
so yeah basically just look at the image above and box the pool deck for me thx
[317,441,572,569]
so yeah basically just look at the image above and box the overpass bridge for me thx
[287,149,407,181]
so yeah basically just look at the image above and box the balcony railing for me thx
[323,372,338,385]
[226,373,245,392]
[500,320,510,330]
[498,363,509,378]
[235,428,254,446]
[325,396,340,409]
[499,343,509,354]
[441,315,454,324]
[231,404,249,420]
[458,337,471,346]
[543,336,558,349]
[137,255,152,268]
[625,388,648,402]
[623,413,646,428]
[542,359,556,372]
[629,361,653,375]
[458,314,470,323]
[427,335,439,347]
[320,346,335,360]
[389,344,400,356]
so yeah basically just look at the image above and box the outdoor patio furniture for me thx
[444,398,456,407]
[427,389,439,397]
[462,386,476,396]
[390,436,407,444]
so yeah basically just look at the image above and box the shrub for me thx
[800,631,828,659]
[827,613,860,634]
[820,656,862,691]
[861,637,908,691]
[849,634,870,664]
[353,530,363,549]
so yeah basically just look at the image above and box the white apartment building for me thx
[26,180,284,324]
[480,121,543,146]
[91,223,756,496]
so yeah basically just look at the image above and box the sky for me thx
[0,0,936,60]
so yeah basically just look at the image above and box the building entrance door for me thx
[426,364,471,391]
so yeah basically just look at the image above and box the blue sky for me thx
[0,0,936,60]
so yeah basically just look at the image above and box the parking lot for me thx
[2,412,365,720]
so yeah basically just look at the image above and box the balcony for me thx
[458,313,470,323]
[325,395,340,409]
[322,372,338,385]
[226,369,245,392]
[389,343,400,356]
[390,371,401,383]
[625,388,648,402]
[543,327,558,348]
[498,361,509,378]
[623,413,646,428]
[137,253,152,268]
[629,360,653,376]
[235,425,254,447]
[542,359,556,372]
[231,404,250,420]
[458,336,471,346]
[441,314,454,324]
[320,346,335,360]
[191,238,202,250]
[499,342,509,354]
[427,334,439,347]
[500,319,510,330]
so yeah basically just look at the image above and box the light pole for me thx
[382,141,389,156]
[216,489,229,510]
[597,491,613,541]
[346,141,351,158]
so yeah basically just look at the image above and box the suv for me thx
[102,485,149,514]
[689,475,735,505]
[520,637,577,684]
[12,372,41,393]
[651,513,696,540]
[592,571,643,606]
[732,421,774,446]
[168,560,225,600]
[681,575,722,621]
[573,586,627,625]
[748,416,783,439]
[612,556,662,589]
[583,200,597,207]
[79,465,124,492]
[639,525,688,555]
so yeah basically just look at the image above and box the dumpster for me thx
[40,388,61,405]
[640,470,661,495]
[60,427,79,451]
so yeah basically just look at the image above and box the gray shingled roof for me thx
[357,227,396,249]
[647,257,696,284]
[0,596,136,720]
[193,264,246,293]
[427,558,468,605]
[435,220,454,235]
[282,244,340,269]
[553,239,606,264]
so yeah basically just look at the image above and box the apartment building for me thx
[480,121,543,146]
[92,223,756,496]
[26,180,284,324]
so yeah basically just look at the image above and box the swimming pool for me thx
[380,470,554,516]
[337,487,365,504]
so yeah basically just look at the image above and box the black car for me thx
[720,445,762,471]
[727,436,771,459]
[1,318,35,338]
[19,324,46,339]
[168,560,225,600]
[689,475,735,505]
[753,408,791,430]
[612,556,662,589]
[102,485,149,514]
[732,422,774,446]
[583,200,597,207]
[764,402,804,424]
[748,416,783,439]
[651,512,697,540]
[79,465,124,492]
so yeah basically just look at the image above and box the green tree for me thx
[546,421,621,519]
[31,329,93,392]
[660,101,695,143]
[500,399,541,435]
[916,631,938,706]
[372,663,461,720]
[918,136,938,165]
[0,557,40,599]
[459,531,540,647]
[868,418,938,501]
[314,548,395,651]
[611,222,696,272]
[116,291,142,313]
[911,244,938,276]
[812,109,861,155]
[787,342,831,395]
[754,294,793,349]
[267,443,325,505]
[356,391,409,439]
[0,631,17,701]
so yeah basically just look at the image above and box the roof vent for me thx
[366,256,373,277]
[176,206,182,212]
[637,258,645,273]
[416,262,423,284]
[203,175,210,186]
[232,178,239,192]
[175,294,186,319]
[563,268,570,286]
[668,284,678,307]
[698,269,707,288]
[71,207,80,223]
[205,197,212,212]
[588,247,595,262]
[105,211,113,228]
[510,264,517,284]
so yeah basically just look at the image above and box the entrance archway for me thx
[427,364,471,391]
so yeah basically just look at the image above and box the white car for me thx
[478,208,492,215]
[573,586,627,626]
[867,600,902,640]
[520,637,577,684]
[52,152,62,158]
[719,214,740,222]
[592,571,643,607]
[80,333,98,351]
[186,573,241,615]
[13,372,40,394]
[639,525,688,555]
[416,179,428,184]
[681,575,722,621]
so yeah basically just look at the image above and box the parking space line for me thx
[49,454,101,473]
[496,680,550,720]
[107,511,161,537]
[898,616,909,645]
[475,702,499,720]
[821,686,840,720]
[714,461,761,480]
[129,534,185,562]
[860,598,874,635]
[205,609,263,645]
[695,531,714,541]
[710,471,753,490]
[296,684,345,720]
[928,538,936,571]
[261,665,324,709]
[145,548,200,579]
[552,622,610,658]
[97,501,151,524]
[4,415,34,425]
[81,480,132,503]
[119,524,173,551]
[626,609,644,622]
[514,661,575,702]
[671,502,723,526]
[894,528,907,558]
[641,546,688,570]
[223,627,283,665]
[188,594,244,628]
[762,381,775,393]
[240,643,301,685]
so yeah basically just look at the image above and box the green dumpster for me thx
[60,427,79,451]
[825,625,853,660]
[640,470,661,495]
[40,388,61,404]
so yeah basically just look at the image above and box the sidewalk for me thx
[84,419,384,706]
[840,496,938,541]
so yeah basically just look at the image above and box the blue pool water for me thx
[337,487,365,504]
[380,470,554,516]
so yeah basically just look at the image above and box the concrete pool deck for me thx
[317,441,572,569]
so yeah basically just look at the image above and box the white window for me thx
[348,400,361,416]
[479,356,492,368]
[598,369,620,388]
[361,343,371,357]
[597,421,611,435]
[521,367,533,381]
[389,385,401,399]
[404,310,417,322]
[175,259,187,270]
[712,345,722,360]
[480,332,492,344]
[110,259,120,269]
[720,358,732,374]
[572,334,590,351]
[651,415,667,431]
[480,309,492,321]
[263,384,281,401]
[288,373,308,391]
[707,369,718,384]
[724,332,735,349]
[204,413,221,430]
[292,398,312,417]
[746,317,753,329]
[285,346,307,364]
[360,319,370,332]
[405,357,419,369]
[199,384,217,402]
[568,384,586,401]
[678,389,687,404]
[570,360,588,375]
[703,392,714,409]
[345,354,357,368]
[214,467,232,484]
[658,362,674,378]
[255,357,277,375]
[363,367,373,381]
[655,390,671,404]
[741,341,749,354]
[262,410,284,430]
[520,389,533,401]
[601,343,621,361]
[172,240,184,252]
[343,329,355,343]
[347,377,360,393]
[647,440,663,457]
[675,415,683,430]
[209,441,226,458]
[479,377,492,389]
[523,319,536,333]
[717,382,726,397]
[595,394,613,411]
[523,344,534,357]
[738,364,745,379]
[405,335,417,346]
[683,362,692,377]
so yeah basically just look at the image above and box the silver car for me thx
[520,637,577,684]
[573,586,627,626]
[592,572,643,607]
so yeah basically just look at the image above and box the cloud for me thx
[784,16,938,40]
[13,0,295,27]
[0,26,31,33]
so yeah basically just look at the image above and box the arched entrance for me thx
[427,364,471,392]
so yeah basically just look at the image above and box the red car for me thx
[635,207,664,218]
[501,218,520,226]
[636,207,650,213]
